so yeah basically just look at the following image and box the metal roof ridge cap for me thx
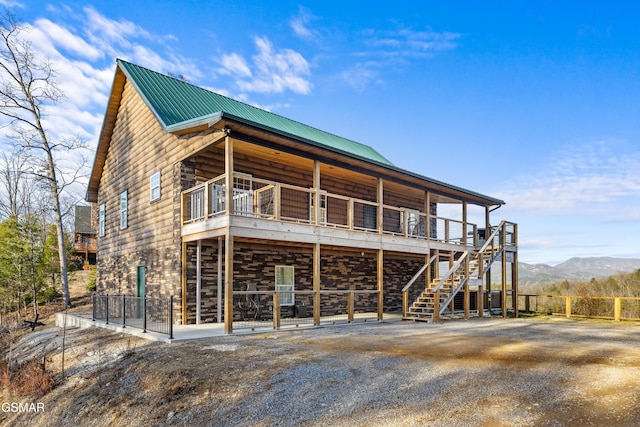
[116,59,170,131]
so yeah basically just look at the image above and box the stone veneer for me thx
[183,240,428,324]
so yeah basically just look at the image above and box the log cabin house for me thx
[87,59,518,333]
[74,205,97,268]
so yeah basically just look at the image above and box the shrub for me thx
[0,357,55,396]
[87,269,97,293]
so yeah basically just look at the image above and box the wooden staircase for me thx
[402,221,513,323]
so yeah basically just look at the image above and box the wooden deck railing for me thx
[519,294,640,321]
[231,289,380,332]
[181,173,477,246]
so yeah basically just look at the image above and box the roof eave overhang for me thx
[214,114,505,208]
[86,65,127,202]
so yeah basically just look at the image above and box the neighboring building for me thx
[74,205,97,267]
[87,59,518,333]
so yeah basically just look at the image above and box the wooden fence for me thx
[519,294,640,321]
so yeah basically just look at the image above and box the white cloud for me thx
[341,25,460,89]
[220,36,312,95]
[290,6,320,42]
[496,141,640,215]
[366,28,460,57]
[219,53,252,78]
[29,18,102,60]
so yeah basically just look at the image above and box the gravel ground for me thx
[3,316,640,426]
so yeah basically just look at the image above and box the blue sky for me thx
[2,0,640,265]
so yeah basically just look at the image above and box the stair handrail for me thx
[401,254,438,316]
[476,220,508,254]
[401,254,438,293]
[431,250,469,294]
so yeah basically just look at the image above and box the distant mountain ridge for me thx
[519,257,640,287]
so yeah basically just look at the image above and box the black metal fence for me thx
[92,295,174,339]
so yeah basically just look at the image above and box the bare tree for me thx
[0,149,25,218]
[0,10,73,307]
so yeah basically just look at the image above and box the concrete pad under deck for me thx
[55,312,404,343]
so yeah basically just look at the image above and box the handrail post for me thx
[348,291,354,323]
[169,295,174,339]
[106,294,109,325]
[122,295,126,328]
[274,293,281,329]
[565,296,572,318]
[143,296,147,333]
[614,297,621,321]
[433,291,440,323]
[402,290,407,317]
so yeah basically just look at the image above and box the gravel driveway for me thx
[3,316,640,426]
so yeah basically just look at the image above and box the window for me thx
[120,191,128,229]
[98,203,106,237]
[275,265,295,306]
[150,171,161,202]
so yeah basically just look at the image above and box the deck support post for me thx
[217,236,222,323]
[484,206,491,314]
[433,291,440,323]
[196,239,201,325]
[512,249,518,318]
[224,132,234,334]
[377,249,384,320]
[477,285,484,317]
[224,234,234,334]
[348,291,354,322]
[181,241,187,324]
[313,243,320,326]
[501,226,507,318]
[464,255,470,319]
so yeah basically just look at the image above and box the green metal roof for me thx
[117,59,394,166]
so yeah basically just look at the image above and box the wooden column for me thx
[224,133,233,214]
[512,250,519,318]
[501,227,507,318]
[377,178,383,234]
[464,255,469,319]
[462,201,467,246]
[313,242,320,325]
[313,160,321,225]
[217,236,222,323]
[484,206,491,314]
[478,285,484,318]
[425,191,431,241]
[196,239,201,325]
[223,234,234,334]
[181,241,187,324]
[377,249,384,320]
[426,253,431,291]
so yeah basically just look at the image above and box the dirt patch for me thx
[2,317,640,426]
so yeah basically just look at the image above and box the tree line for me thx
[0,7,88,325]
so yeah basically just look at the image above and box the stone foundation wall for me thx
[183,240,429,324]
[96,245,182,322]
